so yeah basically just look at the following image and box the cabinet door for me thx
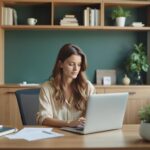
[104,86,150,124]
[0,88,22,128]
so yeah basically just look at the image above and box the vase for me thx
[122,74,130,85]
[116,17,126,27]
[139,122,150,141]
[134,72,143,85]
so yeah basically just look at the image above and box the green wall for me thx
[5,30,146,84]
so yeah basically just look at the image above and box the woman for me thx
[36,43,95,127]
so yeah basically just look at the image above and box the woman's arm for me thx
[42,117,86,128]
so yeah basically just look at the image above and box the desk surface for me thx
[0,125,149,150]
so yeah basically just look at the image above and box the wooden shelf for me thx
[1,25,103,30]
[1,25,150,31]
[102,26,150,31]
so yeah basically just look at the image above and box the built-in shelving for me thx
[0,0,150,29]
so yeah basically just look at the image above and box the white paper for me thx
[5,127,63,141]
[19,83,40,86]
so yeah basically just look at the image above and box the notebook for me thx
[61,92,128,134]
[0,126,17,136]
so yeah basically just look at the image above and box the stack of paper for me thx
[5,127,63,141]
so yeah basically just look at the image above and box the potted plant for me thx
[125,43,149,84]
[111,6,131,27]
[139,105,150,141]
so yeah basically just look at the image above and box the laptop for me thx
[61,92,128,134]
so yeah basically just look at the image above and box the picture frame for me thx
[103,76,111,85]
[96,69,116,85]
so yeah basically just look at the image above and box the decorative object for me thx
[60,14,79,26]
[132,22,144,27]
[111,6,131,27]
[96,70,116,85]
[122,74,130,85]
[139,105,150,141]
[116,17,126,27]
[125,43,149,84]
[103,76,111,85]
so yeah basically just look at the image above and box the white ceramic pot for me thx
[139,122,150,141]
[116,17,126,27]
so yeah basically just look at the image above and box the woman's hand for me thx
[67,117,86,127]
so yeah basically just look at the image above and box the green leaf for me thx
[139,105,150,123]
[111,6,131,19]
[125,42,149,74]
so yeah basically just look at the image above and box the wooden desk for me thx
[0,125,149,150]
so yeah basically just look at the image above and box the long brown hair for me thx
[51,43,88,111]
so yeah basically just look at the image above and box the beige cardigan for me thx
[36,80,95,125]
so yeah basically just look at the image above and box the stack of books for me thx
[60,15,79,26]
[0,125,17,136]
[84,7,100,26]
[1,7,17,25]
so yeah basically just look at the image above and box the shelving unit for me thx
[0,0,150,83]
[0,0,150,30]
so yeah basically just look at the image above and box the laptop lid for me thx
[83,92,128,134]
[61,92,128,134]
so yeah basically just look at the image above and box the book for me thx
[1,7,17,25]
[0,126,17,136]
[84,7,90,26]
[60,14,79,26]
[84,7,100,26]
[13,9,18,25]
[90,9,95,26]
[65,15,75,18]
[94,9,100,26]
[7,7,13,25]
[1,7,8,25]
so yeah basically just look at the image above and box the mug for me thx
[22,81,27,85]
[27,18,37,25]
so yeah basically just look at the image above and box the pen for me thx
[42,131,52,135]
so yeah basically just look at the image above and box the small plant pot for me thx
[116,17,126,27]
[139,122,150,141]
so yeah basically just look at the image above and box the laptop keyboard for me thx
[75,127,84,131]
[74,125,84,131]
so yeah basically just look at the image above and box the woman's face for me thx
[60,54,82,80]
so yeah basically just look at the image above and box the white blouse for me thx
[36,80,95,125]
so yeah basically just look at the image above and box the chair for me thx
[15,88,40,125]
